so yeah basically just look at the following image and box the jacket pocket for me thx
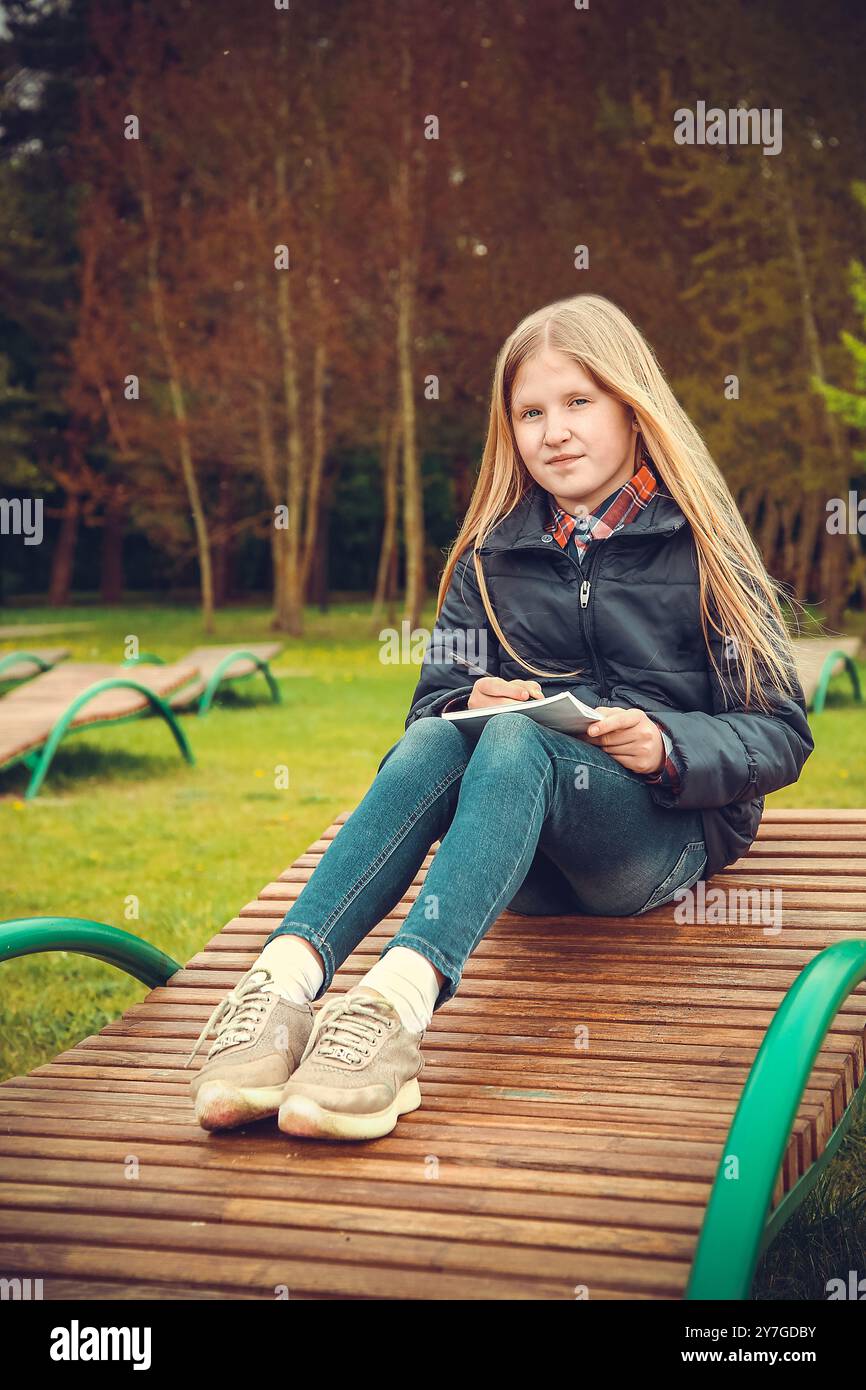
[635,840,707,915]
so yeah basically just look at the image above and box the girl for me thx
[187,293,814,1141]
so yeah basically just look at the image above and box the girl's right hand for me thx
[467,677,545,709]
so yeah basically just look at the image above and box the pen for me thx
[444,652,491,677]
[426,638,491,678]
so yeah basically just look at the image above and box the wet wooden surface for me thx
[1,807,864,1299]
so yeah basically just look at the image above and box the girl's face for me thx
[510,348,638,517]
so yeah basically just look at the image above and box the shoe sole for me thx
[277,1078,422,1141]
[194,1081,286,1132]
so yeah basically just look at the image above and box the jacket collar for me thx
[476,464,688,555]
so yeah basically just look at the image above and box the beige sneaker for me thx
[277,985,425,1141]
[186,966,314,1131]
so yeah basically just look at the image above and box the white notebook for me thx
[441,689,601,737]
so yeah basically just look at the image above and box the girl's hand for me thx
[583,705,666,775]
[468,677,545,709]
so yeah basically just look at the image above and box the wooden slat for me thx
[1,806,864,1300]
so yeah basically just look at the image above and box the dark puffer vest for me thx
[405,476,815,883]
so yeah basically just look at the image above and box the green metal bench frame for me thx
[0,918,182,988]
[0,676,195,800]
[810,648,862,714]
[123,649,281,716]
[0,650,57,683]
[2,919,864,1299]
[687,937,866,1298]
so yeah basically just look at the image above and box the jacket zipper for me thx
[515,538,608,696]
[514,521,684,701]
[568,542,606,697]
[575,522,683,700]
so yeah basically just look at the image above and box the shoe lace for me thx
[310,995,392,1067]
[185,968,278,1068]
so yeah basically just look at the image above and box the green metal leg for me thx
[0,917,182,989]
[196,650,282,716]
[24,677,195,800]
[686,937,866,1299]
[0,651,52,679]
[812,650,862,713]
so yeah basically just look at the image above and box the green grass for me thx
[0,601,410,1082]
[1,598,865,1299]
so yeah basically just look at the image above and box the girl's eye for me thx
[521,397,587,420]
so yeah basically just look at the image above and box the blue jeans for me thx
[264,713,708,1013]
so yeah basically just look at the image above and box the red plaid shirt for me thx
[441,453,682,791]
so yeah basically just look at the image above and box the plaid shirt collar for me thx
[544,450,658,557]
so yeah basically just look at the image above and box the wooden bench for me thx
[0,807,864,1299]
[162,644,283,715]
[792,636,862,713]
[0,661,198,799]
[0,648,70,686]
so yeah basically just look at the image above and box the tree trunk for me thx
[212,473,236,609]
[775,163,852,627]
[100,493,125,604]
[818,527,849,629]
[394,23,425,630]
[738,485,761,537]
[452,452,476,519]
[305,483,331,610]
[793,494,823,608]
[371,408,400,630]
[48,493,79,607]
[250,301,289,634]
[271,28,305,637]
[136,139,214,634]
[756,494,780,572]
[299,58,336,605]
[846,529,866,611]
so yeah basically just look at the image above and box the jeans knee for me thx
[377,713,470,775]
[475,708,545,750]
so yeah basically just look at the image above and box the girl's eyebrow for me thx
[513,387,590,409]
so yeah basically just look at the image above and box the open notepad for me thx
[441,689,600,738]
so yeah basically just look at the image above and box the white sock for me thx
[255,934,325,1005]
[359,946,441,1033]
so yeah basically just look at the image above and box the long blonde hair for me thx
[436,294,804,714]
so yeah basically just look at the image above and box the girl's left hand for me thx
[584,705,666,775]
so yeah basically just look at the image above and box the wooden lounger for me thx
[792,636,862,713]
[0,648,70,685]
[1,806,864,1299]
[0,661,199,799]
[125,644,282,715]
